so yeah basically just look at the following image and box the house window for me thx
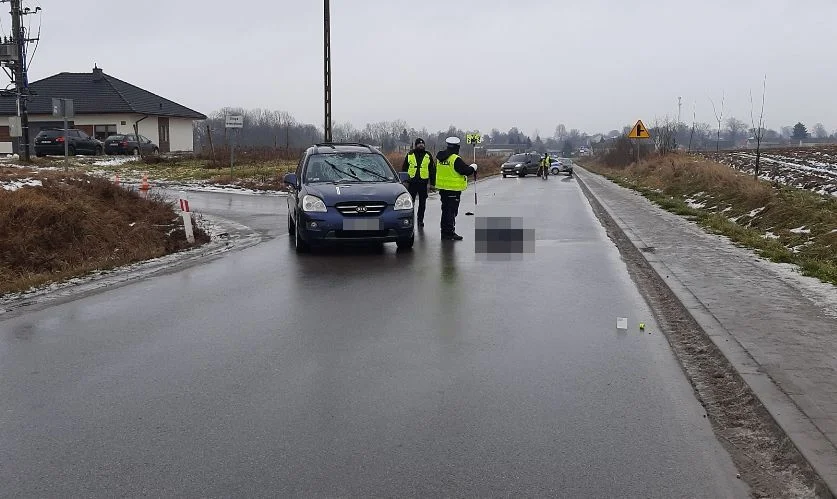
[94,125,118,141]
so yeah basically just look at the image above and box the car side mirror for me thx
[283,173,298,188]
[398,172,410,183]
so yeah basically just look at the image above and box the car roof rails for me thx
[314,142,377,153]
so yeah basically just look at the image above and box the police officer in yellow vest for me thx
[539,152,551,177]
[434,136,477,241]
[400,138,435,227]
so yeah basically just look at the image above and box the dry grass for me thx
[0,171,209,295]
[580,153,837,285]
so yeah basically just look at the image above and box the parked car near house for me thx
[34,128,103,157]
[104,134,159,155]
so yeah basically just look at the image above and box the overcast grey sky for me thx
[15,0,837,136]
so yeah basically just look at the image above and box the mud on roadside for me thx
[577,175,831,499]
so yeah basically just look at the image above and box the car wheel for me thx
[551,168,559,175]
[95,146,103,156]
[287,212,295,235]
[294,221,310,253]
[68,146,76,156]
[132,148,139,156]
[397,236,414,251]
[518,173,525,178]
[152,148,159,156]
[35,152,44,158]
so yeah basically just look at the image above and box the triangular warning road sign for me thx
[627,120,651,139]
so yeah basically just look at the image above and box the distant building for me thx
[0,66,206,154]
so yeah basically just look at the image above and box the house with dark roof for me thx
[0,66,206,154]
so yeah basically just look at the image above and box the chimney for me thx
[93,64,104,81]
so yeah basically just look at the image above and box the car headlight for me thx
[516,164,523,168]
[302,194,327,213]
[394,192,414,211]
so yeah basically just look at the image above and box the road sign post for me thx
[466,133,482,164]
[225,115,244,174]
[466,133,482,206]
[52,98,74,172]
[627,119,650,163]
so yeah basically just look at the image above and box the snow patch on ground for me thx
[790,226,811,234]
[685,198,706,209]
[92,156,140,167]
[748,207,765,218]
[761,260,837,320]
[1,178,42,190]
[763,231,780,239]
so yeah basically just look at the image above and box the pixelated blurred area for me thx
[475,216,536,261]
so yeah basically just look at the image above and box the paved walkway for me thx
[577,168,837,493]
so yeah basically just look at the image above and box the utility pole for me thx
[11,0,29,162]
[3,0,40,162]
[677,96,682,125]
[323,0,332,143]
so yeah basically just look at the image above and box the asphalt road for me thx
[0,175,748,497]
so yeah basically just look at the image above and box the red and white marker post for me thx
[179,194,195,244]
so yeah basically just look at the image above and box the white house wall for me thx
[0,114,200,153]
[169,119,194,152]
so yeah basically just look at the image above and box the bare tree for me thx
[709,92,725,152]
[653,117,677,155]
[813,123,829,139]
[726,117,748,146]
[749,75,767,178]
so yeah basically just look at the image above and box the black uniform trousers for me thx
[407,180,428,224]
[439,189,462,235]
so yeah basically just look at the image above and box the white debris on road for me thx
[1,178,42,191]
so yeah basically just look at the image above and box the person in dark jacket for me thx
[401,138,435,227]
[433,136,477,241]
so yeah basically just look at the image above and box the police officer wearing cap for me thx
[434,136,477,241]
[401,138,435,228]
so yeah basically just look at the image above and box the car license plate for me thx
[343,218,381,231]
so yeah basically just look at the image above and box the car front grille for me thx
[335,202,387,216]
[334,230,390,238]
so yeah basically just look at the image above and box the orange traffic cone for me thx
[139,173,150,197]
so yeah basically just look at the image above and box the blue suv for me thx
[284,143,415,252]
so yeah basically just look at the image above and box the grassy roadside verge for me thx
[578,154,837,286]
[1,168,209,295]
[22,155,298,191]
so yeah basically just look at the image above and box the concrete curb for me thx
[575,167,837,497]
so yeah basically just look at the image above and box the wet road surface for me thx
[0,176,747,497]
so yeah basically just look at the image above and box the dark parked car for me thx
[284,143,415,253]
[501,152,542,177]
[104,134,159,156]
[34,128,103,157]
